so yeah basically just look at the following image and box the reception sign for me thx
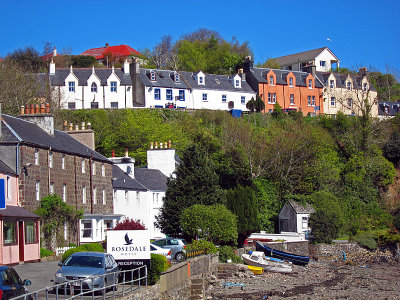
[107,230,150,268]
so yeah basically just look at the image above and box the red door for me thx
[19,221,24,262]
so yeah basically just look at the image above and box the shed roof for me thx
[0,205,39,218]
[289,200,315,214]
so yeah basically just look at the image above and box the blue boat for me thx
[255,241,310,266]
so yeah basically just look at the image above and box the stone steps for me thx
[190,278,204,300]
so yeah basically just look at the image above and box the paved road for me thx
[14,261,60,292]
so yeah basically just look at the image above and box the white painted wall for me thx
[189,89,254,111]
[147,149,176,178]
[296,213,311,234]
[144,86,190,108]
[79,216,120,243]
[315,50,338,72]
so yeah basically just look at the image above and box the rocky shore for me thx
[207,260,400,299]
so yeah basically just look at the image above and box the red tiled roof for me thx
[80,45,142,59]
[0,58,3,62]
[41,52,57,61]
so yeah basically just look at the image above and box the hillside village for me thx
[0,37,400,269]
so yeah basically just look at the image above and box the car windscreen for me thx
[64,256,104,268]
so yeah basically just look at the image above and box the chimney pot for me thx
[63,120,68,131]
[125,148,129,157]
[74,124,79,131]
[30,104,34,114]
[155,142,158,149]
[168,140,172,148]
[34,104,40,114]
[69,123,73,131]
[111,150,115,157]
[40,104,45,113]
[45,103,50,113]
[150,142,154,149]
[20,106,25,115]
[87,122,91,129]
[81,122,85,130]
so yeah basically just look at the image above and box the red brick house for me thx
[0,105,121,246]
[244,58,324,115]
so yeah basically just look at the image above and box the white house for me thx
[44,60,133,109]
[273,47,340,73]
[278,200,315,236]
[178,71,256,111]
[111,145,177,239]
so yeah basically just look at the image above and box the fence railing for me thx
[185,249,206,259]
[10,266,147,300]
[55,247,74,256]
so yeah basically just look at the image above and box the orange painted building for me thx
[244,61,324,115]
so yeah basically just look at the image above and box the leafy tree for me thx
[246,97,256,113]
[310,210,341,243]
[271,102,284,119]
[261,58,280,69]
[34,194,83,251]
[369,70,400,102]
[255,94,265,113]
[156,144,225,237]
[72,55,97,68]
[226,185,259,246]
[113,218,146,230]
[180,204,238,245]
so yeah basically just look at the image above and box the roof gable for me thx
[273,47,339,66]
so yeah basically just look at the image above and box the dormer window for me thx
[289,77,293,87]
[68,81,75,92]
[110,81,117,92]
[150,71,156,81]
[308,79,313,89]
[347,81,352,90]
[91,82,97,93]
[363,82,368,92]
[235,79,240,87]
[330,80,335,89]
[199,77,204,84]
[269,76,274,85]
[174,73,180,83]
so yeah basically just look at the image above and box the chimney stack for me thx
[49,59,55,75]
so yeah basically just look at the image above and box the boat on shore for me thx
[255,241,310,266]
[242,251,292,273]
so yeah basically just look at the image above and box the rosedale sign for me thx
[107,230,150,268]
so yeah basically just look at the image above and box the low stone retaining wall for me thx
[265,241,309,256]
[309,242,400,263]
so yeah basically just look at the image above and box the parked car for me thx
[150,244,172,261]
[152,238,187,262]
[0,266,32,300]
[54,252,119,293]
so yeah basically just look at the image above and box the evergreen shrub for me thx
[149,254,169,285]
[218,246,242,263]
[40,248,54,258]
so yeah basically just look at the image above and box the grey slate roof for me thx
[250,68,323,88]
[178,71,255,92]
[289,200,315,214]
[112,165,147,191]
[378,101,400,116]
[315,72,376,91]
[273,47,339,66]
[138,69,190,89]
[134,168,168,191]
[40,68,132,87]
[1,114,110,163]
[0,160,16,175]
[0,205,39,218]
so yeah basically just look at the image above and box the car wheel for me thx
[175,252,185,262]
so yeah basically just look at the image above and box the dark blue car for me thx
[0,266,32,300]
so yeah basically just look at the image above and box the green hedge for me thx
[218,245,242,263]
[185,240,218,255]
[40,248,54,258]
[62,243,104,262]
[149,254,169,285]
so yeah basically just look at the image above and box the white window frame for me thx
[289,77,293,87]
[68,81,75,92]
[82,186,86,204]
[199,76,204,84]
[241,96,245,104]
[150,72,156,81]
[63,184,66,202]
[363,82,368,92]
[49,151,53,168]
[308,96,312,106]
[272,93,276,103]
[290,94,294,105]
[102,164,105,176]
[166,89,173,100]
[102,189,106,205]
[6,176,10,200]
[320,61,326,67]
[93,187,97,205]
[302,216,308,229]
[36,181,40,201]
[125,190,128,204]
[91,82,97,93]
[235,80,240,87]
[81,159,85,173]
[269,76,274,85]
[35,149,39,165]
[62,155,65,169]
[312,96,316,106]
[92,161,96,175]
[348,98,352,108]
[110,81,117,92]
[331,97,336,107]
[308,79,313,89]
[50,182,54,194]
[268,93,272,104]
[175,74,180,83]
[154,88,161,100]
[330,80,334,89]
[347,81,352,91]
[222,95,227,103]
[202,93,208,102]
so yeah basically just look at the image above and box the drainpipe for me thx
[89,157,93,214]
[103,86,105,108]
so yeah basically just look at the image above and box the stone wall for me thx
[265,241,310,256]
[309,242,399,263]
[118,285,160,300]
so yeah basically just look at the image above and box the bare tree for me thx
[142,35,179,70]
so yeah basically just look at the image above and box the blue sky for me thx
[1,0,399,74]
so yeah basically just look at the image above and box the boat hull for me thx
[242,254,292,273]
[255,241,310,266]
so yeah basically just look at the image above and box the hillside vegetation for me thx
[55,109,400,243]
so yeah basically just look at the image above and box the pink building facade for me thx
[0,162,40,265]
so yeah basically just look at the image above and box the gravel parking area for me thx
[209,261,400,299]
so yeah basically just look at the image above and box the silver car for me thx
[54,252,119,292]
[152,238,187,261]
